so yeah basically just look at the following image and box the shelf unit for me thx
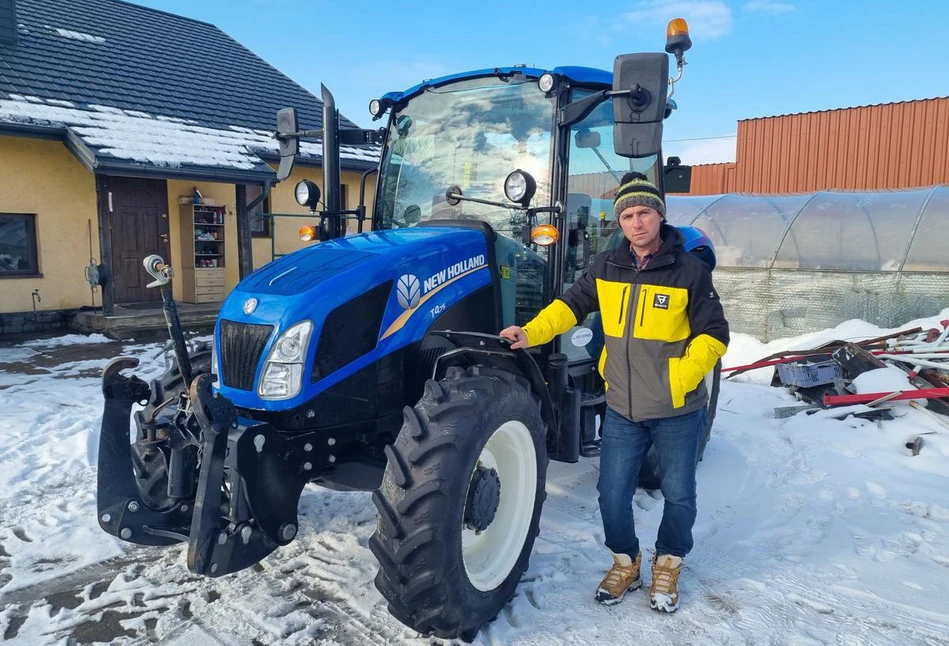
[180,203,226,303]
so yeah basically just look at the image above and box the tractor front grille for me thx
[220,319,273,391]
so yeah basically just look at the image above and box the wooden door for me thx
[108,176,170,303]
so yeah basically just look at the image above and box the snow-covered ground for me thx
[1,316,948,645]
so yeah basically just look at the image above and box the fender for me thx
[427,331,562,457]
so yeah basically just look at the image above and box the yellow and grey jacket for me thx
[523,225,729,421]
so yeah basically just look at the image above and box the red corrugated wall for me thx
[686,97,949,195]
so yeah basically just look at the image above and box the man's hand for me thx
[499,325,529,350]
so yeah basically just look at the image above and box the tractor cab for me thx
[346,40,696,436]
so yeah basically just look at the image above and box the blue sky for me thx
[133,0,948,164]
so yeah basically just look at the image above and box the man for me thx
[500,171,728,612]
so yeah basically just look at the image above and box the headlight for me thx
[504,169,537,205]
[260,363,304,398]
[369,99,382,116]
[294,179,321,209]
[258,321,313,400]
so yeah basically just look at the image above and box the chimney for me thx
[0,0,18,46]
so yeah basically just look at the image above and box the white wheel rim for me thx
[462,420,537,592]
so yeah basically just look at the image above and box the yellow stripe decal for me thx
[381,264,489,340]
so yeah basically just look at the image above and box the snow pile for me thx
[0,96,380,171]
[0,318,948,644]
[53,28,106,44]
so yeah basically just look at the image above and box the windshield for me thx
[377,75,556,238]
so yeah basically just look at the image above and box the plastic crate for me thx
[777,360,843,388]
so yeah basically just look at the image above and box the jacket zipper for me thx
[639,288,648,326]
[618,285,629,325]
[626,270,638,419]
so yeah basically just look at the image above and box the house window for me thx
[0,213,39,276]
[247,184,272,237]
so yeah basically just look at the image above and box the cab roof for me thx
[380,66,612,106]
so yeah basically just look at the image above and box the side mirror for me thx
[575,128,601,149]
[612,53,668,158]
[276,107,299,182]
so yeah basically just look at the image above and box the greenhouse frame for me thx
[665,185,949,341]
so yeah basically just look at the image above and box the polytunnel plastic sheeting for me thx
[689,194,810,268]
[903,186,949,272]
[773,188,932,271]
[665,195,722,226]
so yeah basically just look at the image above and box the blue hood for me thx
[216,225,494,410]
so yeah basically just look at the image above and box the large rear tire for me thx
[369,365,547,640]
[637,360,721,490]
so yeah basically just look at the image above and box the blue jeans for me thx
[597,406,706,559]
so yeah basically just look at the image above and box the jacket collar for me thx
[606,223,684,270]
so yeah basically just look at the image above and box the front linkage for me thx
[96,256,322,576]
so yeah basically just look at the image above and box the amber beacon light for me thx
[665,18,691,54]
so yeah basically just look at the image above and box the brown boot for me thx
[594,552,642,605]
[649,554,682,612]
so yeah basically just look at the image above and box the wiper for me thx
[591,145,623,183]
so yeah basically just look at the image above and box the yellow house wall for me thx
[170,167,377,299]
[252,165,377,270]
[0,136,378,313]
[0,136,99,313]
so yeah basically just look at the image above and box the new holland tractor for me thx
[96,18,719,640]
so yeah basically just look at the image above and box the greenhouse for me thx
[665,185,949,340]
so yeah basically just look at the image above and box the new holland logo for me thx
[653,293,670,310]
[397,274,421,310]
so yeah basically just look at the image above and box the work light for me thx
[503,170,536,206]
[294,179,321,209]
[538,73,555,93]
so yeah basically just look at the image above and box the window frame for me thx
[0,213,40,278]
[247,185,272,238]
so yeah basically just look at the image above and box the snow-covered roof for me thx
[0,95,380,178]
[0,0,379,178]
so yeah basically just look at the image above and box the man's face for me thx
[618,205,663,250]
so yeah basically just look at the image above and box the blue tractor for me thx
[96,19,718,640]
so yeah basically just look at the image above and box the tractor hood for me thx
[214,225,495,410]
[231,225,490,301]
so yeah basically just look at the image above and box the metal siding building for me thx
[687,97,949,194]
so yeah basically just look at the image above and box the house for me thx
[0,0,379,335]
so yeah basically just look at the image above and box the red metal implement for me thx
[822,387,949,406]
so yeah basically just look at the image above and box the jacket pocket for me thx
[633,285,690,342]
[668,357,686,409]
[596,279,631,338]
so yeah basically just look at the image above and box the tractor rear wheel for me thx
[637,360,721,490]
[369,365,547,641]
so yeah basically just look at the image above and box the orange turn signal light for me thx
[299,225,317,242]
[531,224,559,246]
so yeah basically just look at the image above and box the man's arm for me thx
[677,266,729,392]
[500,266,599,349]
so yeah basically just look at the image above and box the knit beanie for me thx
[613,171,666,219]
